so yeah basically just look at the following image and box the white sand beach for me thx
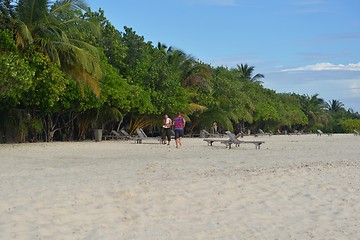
[0,134,359,239]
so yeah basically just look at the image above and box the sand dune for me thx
[0,134,359,239]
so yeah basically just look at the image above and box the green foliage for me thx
[0,52,34,103]
[0,29,16,51]
[14,0,102,96]
[234,63,264,84]
[340,119,360,132]
[22,51,70,112]
[1,3,359,142]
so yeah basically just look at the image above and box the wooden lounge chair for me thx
[203,131,265,149]
[136,128,161,144]
[101,130,120,140]
[119,129,136,140]
[203,138,233,147]
[317,129,332,136]
[226,131,265,149]
[109,129,142,143]
[354,130,359,136]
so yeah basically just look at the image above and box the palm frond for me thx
[187,103,207,113]
[14,19,33,47]
[50,0,88,15]
[17,0,48,26]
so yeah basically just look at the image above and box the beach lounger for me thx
[226,131,265,149]
[354,130,359,136]
[203,131,265,149]
[136,128,161,144]
[203,138,232,147]
[317,129,332,136]
[113,129,143,143]
[316,129,323,136]
[119,129,134,140]
[102,130,133,140]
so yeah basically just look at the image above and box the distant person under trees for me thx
[212,122,218,134]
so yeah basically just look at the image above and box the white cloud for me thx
[281,62,360,72]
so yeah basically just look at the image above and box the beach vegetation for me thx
[0,0,359,142]
[340,119,360,133]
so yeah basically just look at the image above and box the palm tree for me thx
[164,47,212,90]
[14,0,102,96]
[326,99,345,113]
[181,62,212,90]
[235,63,264,84]
[156,41,168,55]
[299,94,329,130]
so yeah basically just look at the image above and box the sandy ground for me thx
[0,134,359,239]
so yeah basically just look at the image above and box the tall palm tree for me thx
[181,62,212,90]
[14,0,102,96]
[326,99,344,113]
[164,47,212,90]
[156,41,168,55]
[235,63,264,84]
[299,94,329,129]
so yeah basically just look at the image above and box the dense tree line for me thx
[1,0,359,143]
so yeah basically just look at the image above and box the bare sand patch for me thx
[0,134,359,239]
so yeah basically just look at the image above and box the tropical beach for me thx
[1,1,360,239]
[1,134,359,239]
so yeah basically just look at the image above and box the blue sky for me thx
[86,0,360,112]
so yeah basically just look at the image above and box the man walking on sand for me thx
[173,112,186,148]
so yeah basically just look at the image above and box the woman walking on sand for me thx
[173,112,186,148]
[162,114,172,145]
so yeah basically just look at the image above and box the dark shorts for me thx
[174,129,184,139]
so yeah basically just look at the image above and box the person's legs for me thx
[161,128,166,144]
[166,128,171,145]
[178,129,184,146]
[174,130,180,148]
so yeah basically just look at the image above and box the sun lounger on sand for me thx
[102,130,134,140]
[317,129,332,136]
[136,128,162,144]
[203,131,265,149]
[106,129,143,143]
[354,130,359,136]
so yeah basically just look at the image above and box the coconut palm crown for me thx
[236,63,264,84]
[14,0,102,96]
